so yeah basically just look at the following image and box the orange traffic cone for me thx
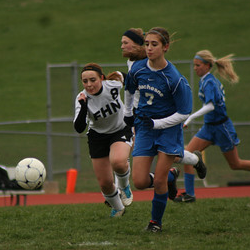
[66,168,78,194]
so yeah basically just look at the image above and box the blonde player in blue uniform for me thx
[174,50,250,203]
[74,63,133,217]
[124,27,193,232]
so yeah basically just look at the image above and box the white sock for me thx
[103,187,124,211]
[178,150,198,165]
[114,162,130,189]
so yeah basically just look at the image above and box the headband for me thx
[194,55,210,64]
[123,30,144,45]
[148,30,168,44]
[82,65,103,76]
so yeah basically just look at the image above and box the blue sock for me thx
[151,192,168,225]
[184,173,195,196]
[168,171,174,182]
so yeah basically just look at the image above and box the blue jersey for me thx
[198,73,228,123]
[125,58,192,119]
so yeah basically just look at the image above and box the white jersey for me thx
[74,80,126,134]
[127,59,140,109]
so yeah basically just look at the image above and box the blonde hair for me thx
[195,50,239,84]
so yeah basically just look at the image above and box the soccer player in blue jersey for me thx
[121,28,206,198]
[174,50,250,203]
[124,27,193,232]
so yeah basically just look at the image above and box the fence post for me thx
[46,64,53,181]
[71,62,82,171]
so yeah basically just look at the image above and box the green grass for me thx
[1,198,250,250]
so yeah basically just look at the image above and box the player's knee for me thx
[132,177,147,190]
[228,161,241,170]
[229,164,239,170]
[111,158,128,172]
[153,178,166,190]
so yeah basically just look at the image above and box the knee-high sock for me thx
[103,187,124,211]
[151,192,168,225]
[114,165,130,189]
[149,171,174,189]
[168,171,174,182]
[184,173,195,196]
[177,150,198,165]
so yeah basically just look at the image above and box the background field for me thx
[0,0,250,192]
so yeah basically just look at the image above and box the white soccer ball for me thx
[15,158,46,190]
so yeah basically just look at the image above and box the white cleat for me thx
[120,184,133,206]
[110,208,125,218]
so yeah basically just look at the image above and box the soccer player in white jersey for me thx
[174,50,250,203]
[73,63,133,217]
[124,27,193,232]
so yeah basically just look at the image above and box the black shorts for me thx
[87,126,133,158]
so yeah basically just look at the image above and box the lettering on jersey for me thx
[110,88,118,100]
[138,84,164,97]
[93,99,121,120]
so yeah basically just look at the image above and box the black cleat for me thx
[104,200,111,207]
[168,167,180,200]
[174,192,196,203]
[145,220,162,233]
[193,151,207,179]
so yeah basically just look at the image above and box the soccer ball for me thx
[15,158,46,190]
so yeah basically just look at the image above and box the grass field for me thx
[1,0,250,191]
[1,198,250,250]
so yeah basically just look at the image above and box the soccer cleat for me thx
[168,167,180,200]
[110,208,125,218]
[120,184,133,206]
[145,220,162,233]
[193,150,207,179]
[174,192,196,203]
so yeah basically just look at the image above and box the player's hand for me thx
[124,116,134,127]
[78,93,87,105]
[183,124,188,129]
[141,116,154,129]
[78,93,88,108]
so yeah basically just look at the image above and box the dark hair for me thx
[81,63,104,78]
[147,27,170,46]
[81,63,123,82]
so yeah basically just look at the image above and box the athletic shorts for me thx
[87,126,133,158]
[195,118,240,152]
[132,119,184,157]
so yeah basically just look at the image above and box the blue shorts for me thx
[196,118,240,152]
[132,119,184,157]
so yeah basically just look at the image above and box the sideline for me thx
[1,186,250,207]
